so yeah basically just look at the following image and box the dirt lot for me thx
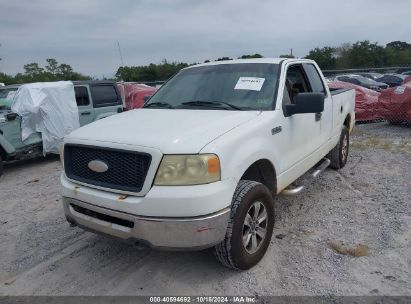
[0,122,410,296]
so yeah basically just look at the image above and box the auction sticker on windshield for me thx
[234,77,265,91]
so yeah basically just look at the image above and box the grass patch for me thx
[351,136,410,154]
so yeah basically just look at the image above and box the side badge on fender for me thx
[271,126,282,135]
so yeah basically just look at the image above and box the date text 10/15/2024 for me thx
[149,296,256,303]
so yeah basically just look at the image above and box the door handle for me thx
[81,111,91,116]
[315,112,322,121]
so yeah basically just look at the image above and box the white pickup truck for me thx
[60,58,355,270]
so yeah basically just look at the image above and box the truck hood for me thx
[66,109,260,153]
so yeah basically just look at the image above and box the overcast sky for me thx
[1,0,410,78]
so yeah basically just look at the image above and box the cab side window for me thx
[284,65,311,104]
[304,64,326,95]
[74,86,90,106]
[91,85,120,108]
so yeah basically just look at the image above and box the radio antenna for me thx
[117,41,124,67]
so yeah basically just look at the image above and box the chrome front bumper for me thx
[62,197,230,250]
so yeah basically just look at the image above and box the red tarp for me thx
[328,81,381,121]
[378,83,411,123]
[403,76,411,84]
[116,83,157,110]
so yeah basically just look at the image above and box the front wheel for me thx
[328,126,349,170]
[214,180,274,270]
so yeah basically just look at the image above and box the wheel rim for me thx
[242,201,268,254]
[341,133,348,161]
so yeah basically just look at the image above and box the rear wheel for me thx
[328,126,349,170]
[214,180,274,270]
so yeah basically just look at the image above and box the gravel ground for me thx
[0,122,410,296]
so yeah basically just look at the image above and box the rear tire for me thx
[214,180,274,270]
[328,126,349,170]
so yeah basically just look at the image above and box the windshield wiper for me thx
[144,102,175,109]
[180,100,243,110]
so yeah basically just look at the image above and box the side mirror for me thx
[143,95,151,103]
[285,93,324,117]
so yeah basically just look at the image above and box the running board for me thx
[281,158,331,196]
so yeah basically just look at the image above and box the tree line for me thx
[1,40,410,85]
[0,58,90,85]
[305,40,411,70]
[115,41,411,81]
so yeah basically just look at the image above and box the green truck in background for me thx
[0,81,124,176]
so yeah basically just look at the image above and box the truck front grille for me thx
[64,144,151,193]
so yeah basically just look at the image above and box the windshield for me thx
[145,63,280,110]
[0,88,18,99]
[0,88,18,109]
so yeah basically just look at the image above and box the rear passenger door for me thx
[89,84,123,120]
[74,85,95,126]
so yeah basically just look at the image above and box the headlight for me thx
[154,154,220,185]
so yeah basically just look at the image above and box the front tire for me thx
[328,126,349,170]
[214,180,274,270]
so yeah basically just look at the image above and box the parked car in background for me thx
[401,71,411,76]
[116,82,157,110]
[357,72,383,80]
[0,81,123,176]
[0,84,21,105]
[328,80,381,122]
[375,74,406,88]
[379,83,411,124]
[335,74,388,91]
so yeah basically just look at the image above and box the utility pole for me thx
[290,48,293,58]
[117,41,124,67]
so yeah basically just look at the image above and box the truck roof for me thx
[186,58,315,69]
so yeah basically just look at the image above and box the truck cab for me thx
[0,81,123,176]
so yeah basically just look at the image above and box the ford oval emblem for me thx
[88,160,109,173]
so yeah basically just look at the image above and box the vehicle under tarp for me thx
[11,81,80,154]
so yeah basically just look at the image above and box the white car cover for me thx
[11,81,80,154]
